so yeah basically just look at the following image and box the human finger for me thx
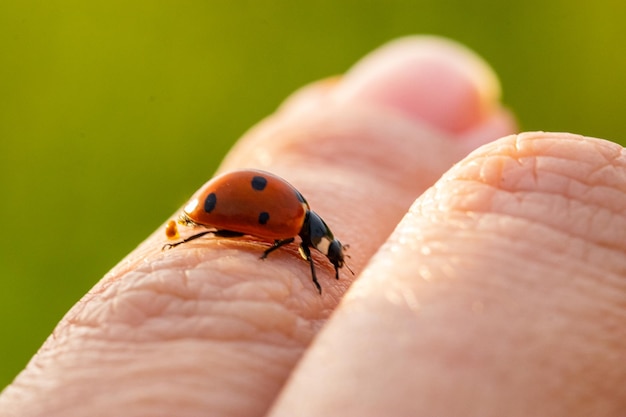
[270,132,626,416]
[0,37,515,417]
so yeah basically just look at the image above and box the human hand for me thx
[3,36,624,417]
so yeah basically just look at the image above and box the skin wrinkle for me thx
[440,134,626,256]
[13,291,307,416]
[397,206,626,335]
[481,153,626,209]
[429,187,626,293]
[19,338,296,417]
[221,104,458,191]
[380,257,619,414]
[433,136,626,354]
[390,218,572,300]
[41,243,330,386]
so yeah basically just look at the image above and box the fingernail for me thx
[334,36,503,134]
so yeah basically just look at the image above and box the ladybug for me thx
[164,169,352,294]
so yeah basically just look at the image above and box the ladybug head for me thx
[301,211,354,280]
[326,239,346,279]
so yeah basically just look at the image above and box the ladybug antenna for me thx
[344,259,355,276]
[342,244,355,276]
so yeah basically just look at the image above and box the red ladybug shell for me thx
[182,170,310,240]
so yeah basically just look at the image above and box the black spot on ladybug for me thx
[258,211,270,225]
[204,192,217,213]
[251,176,268,191]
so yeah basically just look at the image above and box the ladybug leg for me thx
[163,229,243,250]
[298,244,322,295]
[162,230,213,250]
[261,238,295,259]
[261,239,321,294]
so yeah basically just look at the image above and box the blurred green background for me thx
[1,0,625,388]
